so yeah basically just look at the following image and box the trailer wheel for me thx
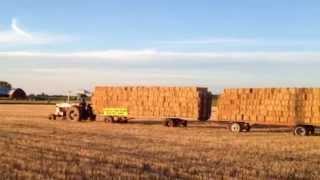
[165,119,175,127]
[182,120,188,127]
[122,117,128,123]
[48,114,56,120]
[307,126,315,135]
[104,116,114,123]
[230,122,241,133]
[118,117,127,123]
[177,120,188,127]
[242,123,251,132]
[114,117,119,122]
[294,126,308,136]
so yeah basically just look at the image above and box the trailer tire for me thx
[242,123,251,132]
[294,126,308,136]
[118,117,127,123]
[307,126,315,135]
[122,117,128,123]
[183,120,188,127]
[165,119,175,127]
[104,116,114,123]
[113,116,120,123]
[230,122,241,133]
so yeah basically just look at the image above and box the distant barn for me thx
[9,88,27,100]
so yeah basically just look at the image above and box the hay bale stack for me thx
[216,88,320,126]
[92,86,212,120]
[297,88,320,125]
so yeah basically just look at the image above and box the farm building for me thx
[9,88,27,99]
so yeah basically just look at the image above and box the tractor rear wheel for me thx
[67,107,81,121]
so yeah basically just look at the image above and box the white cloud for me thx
[0,18,70,45]
[4,53,320,94]
[158,37,256,45]
[0,49,320,62]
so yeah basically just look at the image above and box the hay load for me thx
[215,88,320,126]
[92,86,212,120]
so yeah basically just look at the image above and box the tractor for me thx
[48,90,96,121]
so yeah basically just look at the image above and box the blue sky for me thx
[1,0,320,94]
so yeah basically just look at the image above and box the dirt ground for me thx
[0,104,319,179]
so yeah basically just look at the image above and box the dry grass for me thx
[0,104,319,179]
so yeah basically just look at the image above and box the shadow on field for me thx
[251,125,320,135]
[89,119,320,136]
[186,121,226,129]
[127,120,163,126]
[127,119,227,129]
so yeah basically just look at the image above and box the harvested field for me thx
[0,104,320,179]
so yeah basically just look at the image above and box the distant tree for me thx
[28,94,36,100]
[0,81,12,89]
[28,93,50,101]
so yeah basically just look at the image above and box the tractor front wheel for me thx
[48,114,56,120]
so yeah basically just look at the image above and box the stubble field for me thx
[0,104,319,179]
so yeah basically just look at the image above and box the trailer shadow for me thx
[185,121,226,129]
[190,121,320,135]
[126,120,164,126]
[250,125,320,135]
[247,124,290,133]
[95,119,320,135]
[119,119,225,128]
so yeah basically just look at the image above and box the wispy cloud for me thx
[11,18,32,38]
[157,37,256,45]
[0,18,71,45]
[0,49,320,62]
[156,37,320,50]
